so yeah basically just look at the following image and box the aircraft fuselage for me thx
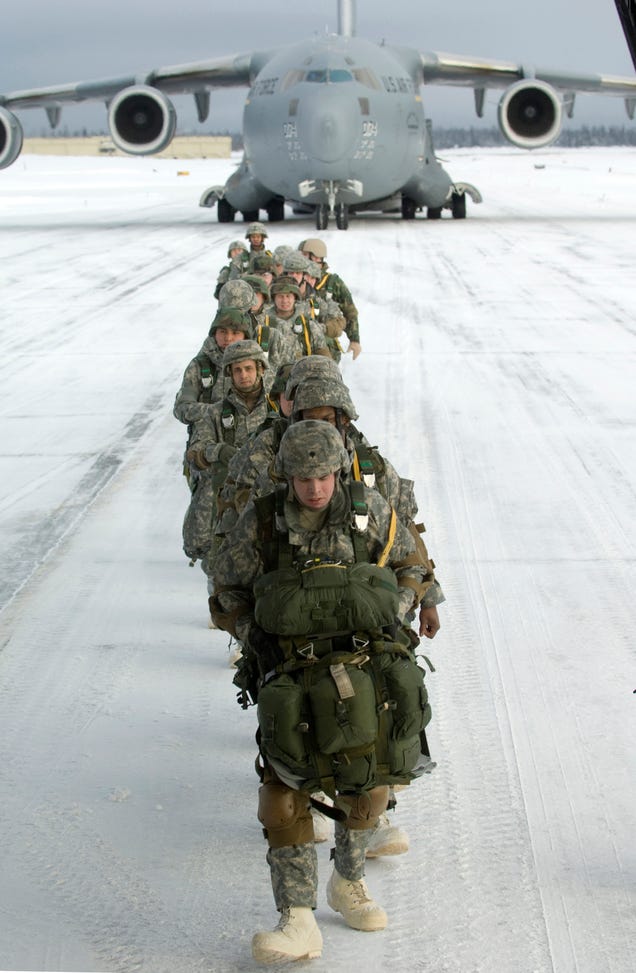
[239,35,452,213]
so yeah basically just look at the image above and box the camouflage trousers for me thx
[267,826,372,911]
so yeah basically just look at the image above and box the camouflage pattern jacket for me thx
[173,336,228,426]
[266,311,332,361]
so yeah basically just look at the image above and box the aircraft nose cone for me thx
[301,93,359,164]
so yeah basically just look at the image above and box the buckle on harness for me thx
[297,641,315,659]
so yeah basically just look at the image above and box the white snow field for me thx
[0,148,634,973]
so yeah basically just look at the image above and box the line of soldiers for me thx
[172,231,444,966]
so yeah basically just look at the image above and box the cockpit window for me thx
[281,69,306,92]
[305,68,354,83]
[281,66,365,89]
[352,68,381,90]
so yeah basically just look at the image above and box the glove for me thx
[217,443,238,465]
[185,447,209,470]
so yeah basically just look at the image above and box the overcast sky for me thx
[2,0,635,135]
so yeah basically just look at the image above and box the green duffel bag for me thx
[257,674,311,773]
[308,662,378,754]
[254,562,399,636]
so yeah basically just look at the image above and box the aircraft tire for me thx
[401,196,417,220]
[266,198,285,222]
[217,198,236,223]
[315,205,329,230]
[335,204,349,230]
[427,206,442,220]
[451,192,467,219]
[242,210,259,222]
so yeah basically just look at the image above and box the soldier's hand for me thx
[186,447,209,470]
[218,443,238,465]
[419,605,440,639]
[348,341,362,360]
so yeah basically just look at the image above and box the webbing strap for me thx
[377,508,397,567]
[299,315,311,356]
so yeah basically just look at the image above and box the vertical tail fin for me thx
[338,0,356,37]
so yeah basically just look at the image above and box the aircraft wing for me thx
[0,51,259,111]
[418,50,636,99]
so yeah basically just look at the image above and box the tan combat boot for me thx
[252,907,323,964]
[365,812,410,858]
[326,869,387,931]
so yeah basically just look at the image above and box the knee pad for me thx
[339,786,389,830]
[258,781,309,833]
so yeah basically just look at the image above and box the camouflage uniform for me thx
[314,264,360,345]
[245,221,273,272]
[268,277,333,362]
[183,341,274,577]
[173,309,253,492]
[300,239,360,348]
[214,241,250,299]
[211,421,431,918]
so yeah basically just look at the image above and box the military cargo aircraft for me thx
[2,0,636,228]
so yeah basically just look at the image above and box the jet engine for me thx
[0,107,24,170]
[107,85,176,155]
[498,80,562,149]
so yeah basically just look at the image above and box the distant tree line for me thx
[28,126,636,149]
[432,126,636,148]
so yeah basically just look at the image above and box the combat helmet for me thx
[303,259,321,279]
[222,338,268,374]
[209,306,253,338]
[275,419,350,479]
[242,274,271,301]
[300,238,327,261]
[218,278,255,310]
[292,378,359,421]
[252,253,275,274]
[282,251,310,274]
[285,355,343,399]
[227,239,248,257]
[245,221,268,238]
[270,276,301,299]
[273,244,294,265]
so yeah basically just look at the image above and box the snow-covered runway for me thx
[0,149,634,973]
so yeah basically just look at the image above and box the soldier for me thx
[183,340,275,612]
[245,221,272,271]
[214,240,250,299]
[302,259,347,362]
[269,277,332,362]
[173,308,253,489]
[299,238,362,359]
[217,361,295,540]
[251,253,275,288]
[211,421,436,965]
